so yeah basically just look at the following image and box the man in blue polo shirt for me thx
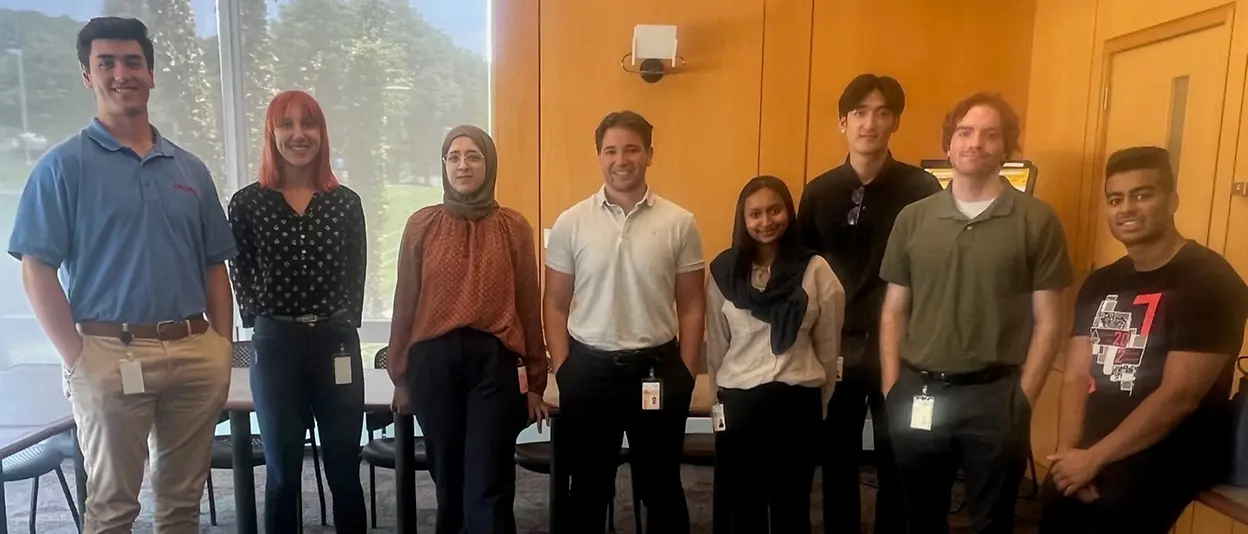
[8,17,237,533]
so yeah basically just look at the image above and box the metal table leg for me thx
[549,416,568,534]
[230,411,257,534]
[1,459,9,534]
[394,414,416,533]
[73,428,86,528]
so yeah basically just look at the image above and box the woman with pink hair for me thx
[228,89,367,532]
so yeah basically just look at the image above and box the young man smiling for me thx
[544,110,705,533]
[878,93,1073,533]
[9,17,236,533]
[1040,147,1248,533]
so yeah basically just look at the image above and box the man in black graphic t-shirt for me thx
[1040,147,1248,534]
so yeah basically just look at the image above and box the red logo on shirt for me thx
[173,183,198,196]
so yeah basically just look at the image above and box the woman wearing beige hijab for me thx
[387,125,548,533]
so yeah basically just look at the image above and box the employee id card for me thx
[333,345,353,385]
[119,358,145,395]
[711,403,726,432]
[910,387,934,431]
[642,379,662,410]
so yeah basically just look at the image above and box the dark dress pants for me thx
[714,382,821,534]
[822,333,903,534]
[408,327,529,534]
[553,338,695,534]
[887,364,1031,534]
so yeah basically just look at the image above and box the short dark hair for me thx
[838,74,905,118]
[595,111,653,152]
[76,17,155,72]
[1105,146,1175,193]
[941,92,1021,156]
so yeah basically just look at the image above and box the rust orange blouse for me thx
[386,205,547,394]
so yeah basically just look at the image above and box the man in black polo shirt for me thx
[798,73,941,534]
[879,93,1073,533]
[1040,147,1248,533]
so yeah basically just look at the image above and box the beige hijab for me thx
[441,125,499,220]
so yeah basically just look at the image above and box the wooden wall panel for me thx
[492,0,542,255]
[1194,502,1239,533]
[1097,0,1237,39]
[537,0,768,261]
[757,0,815,195]
[805,0,1037,179]
[1030,368,1064,471]
[1021,0,1099,276]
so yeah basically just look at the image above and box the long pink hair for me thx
[258,90,339,192]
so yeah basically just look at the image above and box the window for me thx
[235,0,491,367]
[0,0,491,370]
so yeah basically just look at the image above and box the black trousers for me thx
[822,333,903,534]
[1038,442,1219,534]
[408,327,529,534]
[553,338,695,534]
[713,382,821,534]
[886,364,1031,534]
[251,314,367,533]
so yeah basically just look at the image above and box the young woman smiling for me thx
[706,175,845,534]
[228,89,368,533]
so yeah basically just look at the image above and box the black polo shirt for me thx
[798,154,942,344]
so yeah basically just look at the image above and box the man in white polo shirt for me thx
[544,110,706,533]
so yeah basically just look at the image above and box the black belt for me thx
[569,338,677,369]
[902,361,1018,386]
[843,328,871,339]
[264,309,347,325]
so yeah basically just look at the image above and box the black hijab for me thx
[709,176,816,355]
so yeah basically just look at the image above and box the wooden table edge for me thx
[1198,486,1248,525]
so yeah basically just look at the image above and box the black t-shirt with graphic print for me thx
[1073,240,1248,452]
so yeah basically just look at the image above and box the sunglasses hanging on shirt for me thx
[847,186,865,226]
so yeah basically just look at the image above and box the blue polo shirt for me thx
[7,118,237,324]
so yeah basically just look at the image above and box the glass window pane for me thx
[0,0,227,368]
[240,0,492,369]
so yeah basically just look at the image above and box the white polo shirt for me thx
[546,186,704,351]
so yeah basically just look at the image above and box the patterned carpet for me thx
[1,455,1042,533]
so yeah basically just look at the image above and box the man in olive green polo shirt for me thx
[878,92,1073,534]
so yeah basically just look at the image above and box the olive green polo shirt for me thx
[879,182,1073,373]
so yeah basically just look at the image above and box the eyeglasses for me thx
[847,186,865,226]
[444,152,485,165]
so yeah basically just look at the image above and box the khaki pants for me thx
[65,330,232,534]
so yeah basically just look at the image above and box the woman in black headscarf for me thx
[705,175,846,534]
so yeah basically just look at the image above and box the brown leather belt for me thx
[78,315,211,342]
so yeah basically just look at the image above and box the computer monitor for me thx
[919,159,1039,195]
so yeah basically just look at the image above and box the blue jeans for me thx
[251,315,366,533]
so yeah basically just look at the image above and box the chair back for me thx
[367,346,394,433]
[232,340,256,368]
[375,346,389,370]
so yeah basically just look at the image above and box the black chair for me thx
[1,432,81,534]
[514,442,638,533]
[360,346,430,528]
[205,340,327,526]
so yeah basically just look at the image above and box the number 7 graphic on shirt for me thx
[1133,293,1162,337]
